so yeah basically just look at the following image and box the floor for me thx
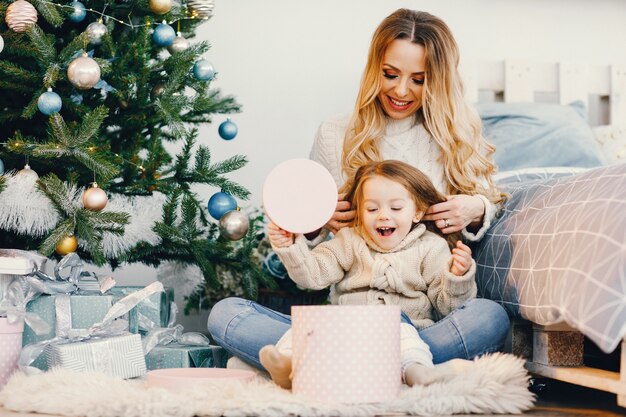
[1,379,625,417]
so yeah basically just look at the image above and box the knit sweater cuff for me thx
[273,234,310,268]
[442,260,477,296]
[462,194,495,242]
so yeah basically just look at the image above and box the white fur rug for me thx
[0,353,534,417]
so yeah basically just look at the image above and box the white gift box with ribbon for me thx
[291,305,401,404]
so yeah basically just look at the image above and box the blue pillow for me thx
[476,101,607,171]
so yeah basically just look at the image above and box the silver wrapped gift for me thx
[47,333,146,379]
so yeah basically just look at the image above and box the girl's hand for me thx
[423,195,485,234]
[450,241,472,276]
[268,222,295,248]
[324,193,355,235]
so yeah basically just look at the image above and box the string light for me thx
[0,142,147,172]
[37,0,210,29]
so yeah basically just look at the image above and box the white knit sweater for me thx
[273,223,477,329]
[309,114,497,241]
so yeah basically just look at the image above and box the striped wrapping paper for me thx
[46,334,146,379]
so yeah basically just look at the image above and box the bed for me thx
[462,60,626,404]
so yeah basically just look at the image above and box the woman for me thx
[209,8,509,371]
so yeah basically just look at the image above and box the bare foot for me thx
[404,362,457,386]
[259,345,292,389]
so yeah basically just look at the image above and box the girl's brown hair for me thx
[344,160,461,249]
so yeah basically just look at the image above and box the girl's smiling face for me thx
[359,175,423,250]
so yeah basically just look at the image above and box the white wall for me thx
[198,0,626,208]
[105,0,626,331]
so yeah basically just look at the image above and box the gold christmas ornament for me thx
[186,0,214,19]
[56,234,78,255]
[150,0,172,15]
[67,53,101,90]
[5,0,38,33]
[82,182,108,211]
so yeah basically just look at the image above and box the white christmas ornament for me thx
[0,35,4,54]
[67,53,101,90]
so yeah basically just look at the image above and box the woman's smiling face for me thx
[377,38,426,120]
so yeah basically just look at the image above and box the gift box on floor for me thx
[47,333,146,379]
[145,343,227,370]
[108,286,174,332]
[23,293,138,370]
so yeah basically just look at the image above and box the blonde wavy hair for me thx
[341,9,505,205]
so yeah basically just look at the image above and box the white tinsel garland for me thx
[156,261,204,298]
[0,170,59,236]
[101,192,165,258]
[0,174,165,257]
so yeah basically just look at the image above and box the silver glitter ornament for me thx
[186,0,214,19]
[167,34,189,54]
[218,210,249,241]
[86,20,107,45]
[67,53,101,90]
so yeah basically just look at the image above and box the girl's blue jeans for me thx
[207,297,510,369]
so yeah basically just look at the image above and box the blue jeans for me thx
[207,297,510,369]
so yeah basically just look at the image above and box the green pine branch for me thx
[26,25,57,64]
[36,174,130,264]
[29,0,64,27]
[25,107,119,178]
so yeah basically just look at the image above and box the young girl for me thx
[261,160,476,388]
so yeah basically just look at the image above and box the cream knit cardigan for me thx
[273,223,477,329]
[309,114,496,241]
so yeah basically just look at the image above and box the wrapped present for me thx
[109,285,174,332]
[47,333,146,379]
[19,282,164,378]
[23,293,138,346]
[145,343,227,370]
[142,304,228,370]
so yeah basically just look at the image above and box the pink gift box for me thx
[0,317,24,388]
[291,305,401,404]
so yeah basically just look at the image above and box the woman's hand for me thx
[422,194,485,234]
[450,241,472,276]
[268,222,295,248]
[324,193,355,235]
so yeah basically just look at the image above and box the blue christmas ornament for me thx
[193,59,215,81]
[0,158,4,175]
[37,89,62,115]
[152,22,176,47]
[67,1,87,23]
[207,191,237,220]
[218,118,238,140]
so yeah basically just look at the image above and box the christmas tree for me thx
[0,0,273,310]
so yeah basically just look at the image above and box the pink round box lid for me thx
[146,368,255,392]
[262,159,338,234]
